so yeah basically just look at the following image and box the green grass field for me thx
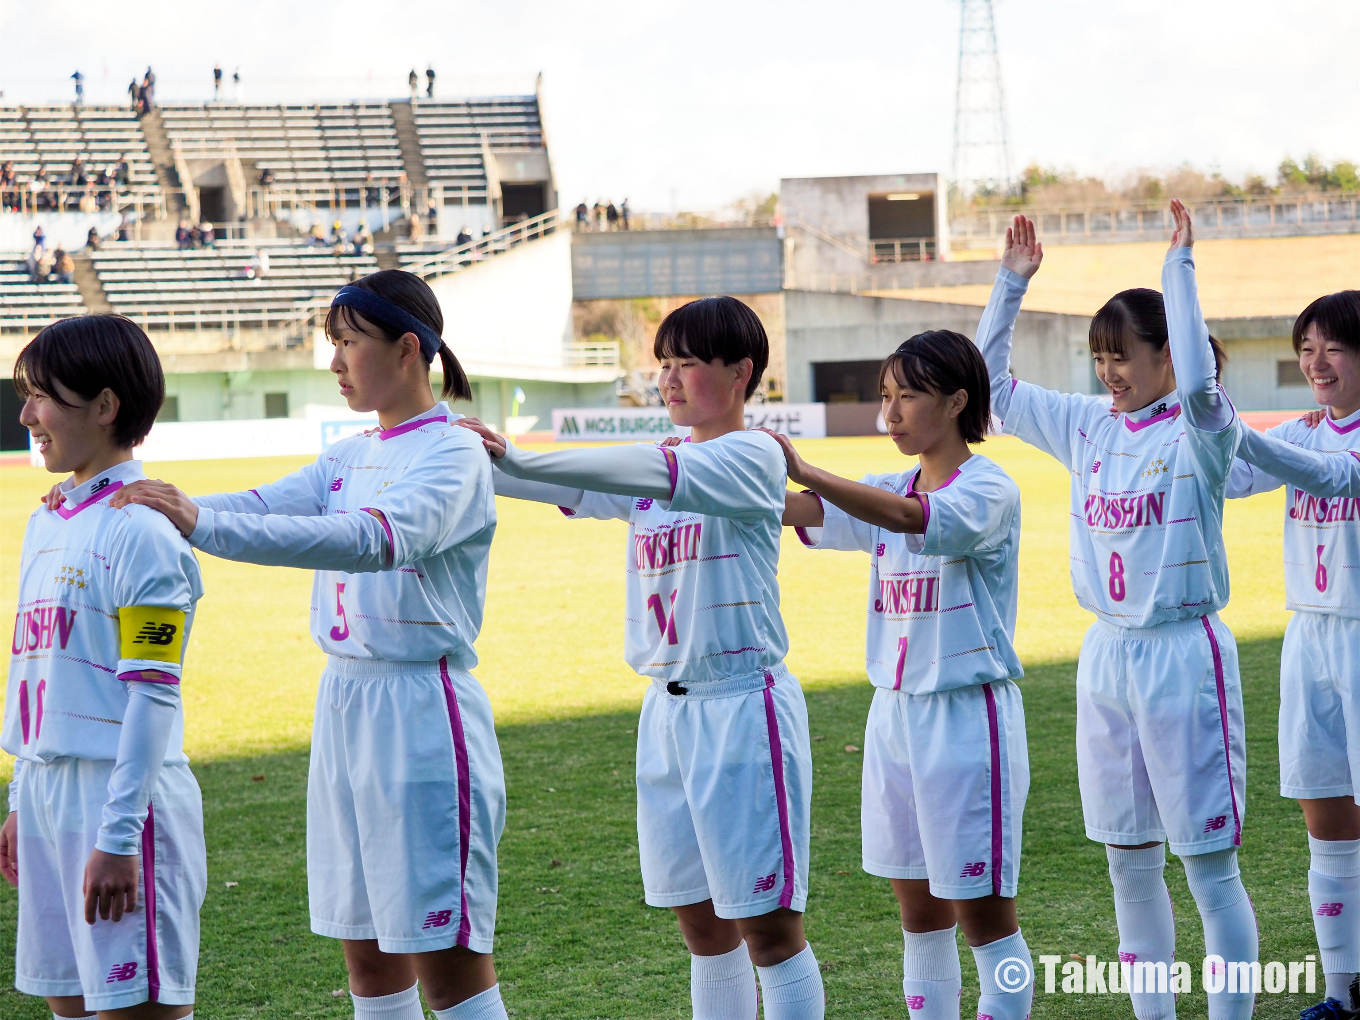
[0,436,1321,1018]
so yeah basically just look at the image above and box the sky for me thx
[1,0,1356,212]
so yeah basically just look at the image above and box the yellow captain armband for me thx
[119,606,187,664]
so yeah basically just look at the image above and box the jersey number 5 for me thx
[1108,552,1127,602]
[329,582,350,641]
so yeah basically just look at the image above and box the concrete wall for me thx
[571,228,783,299]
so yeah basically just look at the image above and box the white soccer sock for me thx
[691,941,758,1020]
[1107,845,1178,1019]
[970,929,1033,1020]
[352,983,424,1020]
[430,984,509,1020]
[1309,835,1360,1003]
[1182,849,1258,1020]
[54,1014,97,1020]
[755,943,824,1020]
[902,926,962,1019]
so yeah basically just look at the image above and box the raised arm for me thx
[977,216,1043,419]
[1163,200,1232,433]
[1236,426,1360,497]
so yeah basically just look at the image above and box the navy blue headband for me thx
[331,285,443,361]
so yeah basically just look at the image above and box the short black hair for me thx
[324,269,472,401]
[13,314,164,448]
[877,329,991,444]
[653,296,769,400]
[1090,287,1227,379]
[1293,290,1360,353]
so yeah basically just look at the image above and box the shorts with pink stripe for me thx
[635,663,812,919]
[308,656,505,953]
[861,680,1028,899]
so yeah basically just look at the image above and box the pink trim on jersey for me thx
[794,490,824,548]
[661,446,679,500]
[379,413,447,441]
[439,656,474,948]
[34,679,44,741]
[362,508,395,565]
[762,671,796,910]
[142,801,160,1001]
[1327,414,1360,435]
[1123,404,1182,433]
[249,488,267,508]
[558,506,577,517]
[54,480,124,520]
[983,684,1004,896]
[1201,617,1241,846]
[117,669,180,685]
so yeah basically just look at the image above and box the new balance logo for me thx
[1317,902,1345,917]
[876,543,886,556]
[92,477,111,493]
[132,622,177,646]
[106,961,138,982]
[960,862,987,878]
[1091,460,1101,473]
[977,1013,994,1020]
[752,873,777,894]
[422,909,453,929]
[1203,815,1228,832]
[330,478,344,491]
[906,994,925,1009]
[635,498,654,511]
[1150,402,1167,417]
[1118,951,1137,963]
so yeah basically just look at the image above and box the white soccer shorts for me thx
[1279,610,1360,802]
[15,758,205,1011]
[308,656,505,953]
[861,680,1028,899]
[635,664,812,919]
[1076,614,1247,855]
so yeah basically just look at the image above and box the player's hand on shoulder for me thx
[83,847,139,924]
[1169,199,1194,251]
[1300,409,1326,428]
[109,479,199,538]
[755,427,812,485]
[40,482,64,510]
[0,813,17,887]
[456,418,508,460]
[658,436,684,447]
[1000,215,1043,279]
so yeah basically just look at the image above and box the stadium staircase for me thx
[137,109,191,220]
[389,101,428,187]
[71,252,111,313]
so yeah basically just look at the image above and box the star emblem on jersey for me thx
[54,565,86,587]
[1141,458,1169,478]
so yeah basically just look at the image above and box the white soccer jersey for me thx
[797,455,1022,694]
[984,255,1242,628]
[562,430,789,686]
[190,404,495,667]
[1228,409,1360,618]
[4,459,201,766]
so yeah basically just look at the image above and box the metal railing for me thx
[782,271,959,296]
[114,301,328,348]
[869,237,938,263]
[563,340,620,367]
[400,208,559,280]
[0,184,167,221]
[243,182,489,222]
[950,192,1360,245]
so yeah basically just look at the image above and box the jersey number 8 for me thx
[1109,552,1126,602]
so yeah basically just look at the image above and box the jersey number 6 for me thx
[1316,544,1328,593]
[1108,551,1127,602]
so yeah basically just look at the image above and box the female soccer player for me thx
[767,322,1032,1020]
[1223,291,1360,1018]
[2,316,205,1020]
[460,297,825,1020]
[980,208,1258,1020]
[111,271,508,1020]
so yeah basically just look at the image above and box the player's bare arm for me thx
[758,428,925,534]
[0,812,17,886]
[83,846,139,924]
[782,490,824,528]
[457,418,509,459]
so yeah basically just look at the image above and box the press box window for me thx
[1277,360,1308,387]
[264,392,289,418]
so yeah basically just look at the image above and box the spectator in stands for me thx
[330,219,346,247]
[426,194,438,227]
[308,222,327,247]
[117,215,133,242]
[606,201,619,231]
[244,248,269,280]
[176,219,193,250]
[213,63,223,101]
[621,197,630,230]
[456,225,472,247]
[259,166,275,189]
[351,223,374,256]
[71,154,88,186]
[51,246,74,285]
[115,154,130,187]
[86,226,101,251]
[140,68,155,113]
[31,226,45,254]
[232,67,243,102]
[575,201,588,230]
[426,64,436,98]
[593,200,605,231]
[200,222,216,249]
[0,161,15,211]
[71,70,84,105]
[128,77,140,114]
[408,69,419,101]
[408,212,424,244]
[79,187,98,213]
[28,248,52,285]
[364,172,378,207]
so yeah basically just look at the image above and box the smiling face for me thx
[1091,339,1177,414]
[327,308,419,413]
[657,354,751,431]
[1298,322,1360,419]
[18,377,121,480]
[880,367,967,457]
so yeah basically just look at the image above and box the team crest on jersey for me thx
[53,565,88,588]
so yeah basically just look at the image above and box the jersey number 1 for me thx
[1108,552,1126,602]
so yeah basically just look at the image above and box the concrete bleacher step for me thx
[374,249,401,272]
[138,110,189,216]
[389,101,428,186]
[72,252,111,313]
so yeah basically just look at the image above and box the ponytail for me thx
[437,341,472,401]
